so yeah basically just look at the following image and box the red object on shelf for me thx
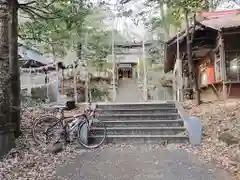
[206,66,215,84]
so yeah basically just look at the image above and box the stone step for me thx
[89,135,189,144]
[92,127,186,135]
[97,102,176,110]
[102,119,184,127]
[98,108,178,115]
[98,113,180,120]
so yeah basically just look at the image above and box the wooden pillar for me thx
[172,70,177,101]
[185,11,200,105]
[85,68,89,103]
[73,65,77,103]
[185,11,193,79]
[44,68,49,100]
[173,57,180,101]
[180,56,185,101]
[61,69,64,95]
[193,62,200,104]
[219,32,227,100]
[28,69,32,94]
[177,31,183,101]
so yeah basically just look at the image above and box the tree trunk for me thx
[159,3,169,40]
[0,1,15,157]
[9,0,21,138]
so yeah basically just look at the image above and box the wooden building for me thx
[109,41,154,80]
[164,10,240,102]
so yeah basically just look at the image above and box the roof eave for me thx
[198,22,220,31]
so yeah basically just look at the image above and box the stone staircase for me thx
[95,101,189,144]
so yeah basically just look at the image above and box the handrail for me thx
[174,101,202,145]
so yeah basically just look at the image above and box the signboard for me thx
[115,47,143,55]
[118,64,132,68]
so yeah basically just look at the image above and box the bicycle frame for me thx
[44,114,86,134]
[44,104,97,143]
[84,106,98,127]
[44,118,62,135]
[68,114,87,133]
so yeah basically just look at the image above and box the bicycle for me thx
[32,102,107,149]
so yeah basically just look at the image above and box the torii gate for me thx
[111,41,154,101]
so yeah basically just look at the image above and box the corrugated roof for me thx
[200,14,240,30]
[197,9,240,19]
[18,44,51,65]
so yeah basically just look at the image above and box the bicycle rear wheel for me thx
[77,118,106,149]
[32,115,63,145]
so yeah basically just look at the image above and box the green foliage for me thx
[84,28,112,72]
[19,19,71,57]
[167,0,208,10]
[18,0,123,73]
[143,0,210,63]
[148,0,209,12]
[146,0,211,35]
[141,2,182,64]
[90,86,110,101]
[19,0,92,57]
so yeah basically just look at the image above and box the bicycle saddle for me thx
[66,100,76,110]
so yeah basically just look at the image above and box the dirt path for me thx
[116,78,142,102]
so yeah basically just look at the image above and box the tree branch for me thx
[22,5,53,15]
[18,34,51,44]
[19,0,57,8]
[44,0,58,8]
[19,1,36,7]
[21,8,37,21]
[21,6,57,20]
[20,3,64,20]
[18,34,39,41]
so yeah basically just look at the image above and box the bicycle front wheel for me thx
[77,118,106,149]
[32,115,63,145]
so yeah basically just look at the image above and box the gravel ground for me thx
[56,144,234,180]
